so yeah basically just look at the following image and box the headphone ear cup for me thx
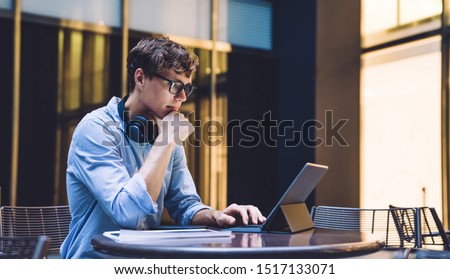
[148,120,158,145]
[126,115,157,144]
[126,117,146,143]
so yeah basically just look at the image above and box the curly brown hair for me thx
[127,37,199,93]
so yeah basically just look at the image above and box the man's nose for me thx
[175,89,187,102]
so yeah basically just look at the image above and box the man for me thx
[60,37,265,258]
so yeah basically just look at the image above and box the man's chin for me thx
[163,110,179,118]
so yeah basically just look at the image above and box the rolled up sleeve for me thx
[164,146,211,225]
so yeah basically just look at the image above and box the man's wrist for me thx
[211,210,220,224]
[192,208,217,226]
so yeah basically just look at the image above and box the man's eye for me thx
[173,83,184,90]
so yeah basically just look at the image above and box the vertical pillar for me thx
[209,0,226,209]
[121,0,129,96]
[441,0,450,228]
[315,0,361,207]
[10,0,21,206]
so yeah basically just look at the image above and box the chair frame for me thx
[389,205,450,249]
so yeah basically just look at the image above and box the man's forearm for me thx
[138,142,176,202]
[191,209,218,226]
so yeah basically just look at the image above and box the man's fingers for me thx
[217,213,236,227]
[247,206,260,224]
[224,204,248,225]
[156,111,195,144]
[239,207,249,225]
[244,205,266,224]
[219,204,267,227]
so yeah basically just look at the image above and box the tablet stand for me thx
[280,203,314,233]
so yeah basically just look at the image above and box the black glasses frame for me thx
[152,73,196,97]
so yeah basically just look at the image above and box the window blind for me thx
[227,0,272,50]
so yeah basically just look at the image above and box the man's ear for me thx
[134,68,145,85]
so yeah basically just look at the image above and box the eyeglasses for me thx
[152,73,196,97]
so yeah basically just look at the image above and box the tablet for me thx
[261,162,329,231]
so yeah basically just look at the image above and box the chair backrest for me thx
[0,235,50,259]
[311,205,416,248]
[418,207,450,248]
[387,205,416,245]
[0,206,71,255]
[389,205,450,249]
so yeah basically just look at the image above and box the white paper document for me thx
[103,229,232,246]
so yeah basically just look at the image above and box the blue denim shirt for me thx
[60,97,210,258]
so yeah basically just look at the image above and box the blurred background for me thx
[0,0,449,228]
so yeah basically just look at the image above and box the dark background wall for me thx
[108,34,124,98]
[227,51,278,215]
[0,17,13,206]
[16,22,58,205]
[274,0,317,208]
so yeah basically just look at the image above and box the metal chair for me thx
[310,205,417,258]
[311,205,417,248]
[0,205,71,256]
[389,205,450,248]
[311,205,450,259]
[388,205,450,259]
[0,235,50,259]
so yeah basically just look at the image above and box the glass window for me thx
[361,37,442,216]
[179,48,229,210]
[56,30,113,204]
[59,30,110,111]
[83,34,109,105]
[361,0,398,35]
[129,0,211,40]
[400,0,442,25]
[21,0,122,27]
[362,0,441,48]
[362,0,441,36]
[218,0,228,42]
[63,31,83,111]
[0,0,12,10]
[227,0,272,50]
